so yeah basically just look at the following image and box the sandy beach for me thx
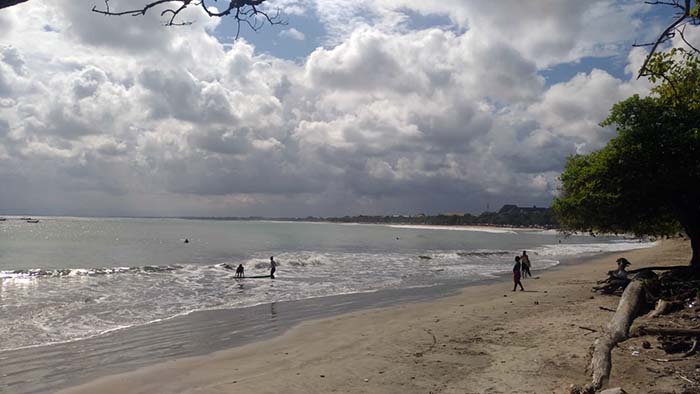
[57,240,693,394]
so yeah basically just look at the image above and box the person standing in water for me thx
[521,250,532,278]
[270,256,277,279]
[235,264,245,278]
[513,256,524,291]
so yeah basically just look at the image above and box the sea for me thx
[0,217,654,354]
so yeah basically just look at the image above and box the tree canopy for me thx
[553,49,700,267]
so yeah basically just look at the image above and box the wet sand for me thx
[56,239,691,394]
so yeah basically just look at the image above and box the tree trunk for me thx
[0,0,28,10]
[682,214,700,270]
[690,233,700,270]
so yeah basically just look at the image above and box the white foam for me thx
[385,224,518,234]
[0,237,658,352]
[535,241,656,257]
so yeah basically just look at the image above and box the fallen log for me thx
[627,265,688,273]
[634,326,700,337]
[589,280,645,391]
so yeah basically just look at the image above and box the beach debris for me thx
[599,306,616,312]
[589,280,645,391]
[635,326,700,338]
[598,388,627,394]
[653,336,700,358]
[677,373,696,384]
[423,328,437,352]
[578,326,598,334]
[642,340,652,349]
[631,350,640,356]
[320,375,325,378]
[651,358,686,362]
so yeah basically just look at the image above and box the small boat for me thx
[20,217,31,220]
[26,219,40,223]
[0,217,6,221]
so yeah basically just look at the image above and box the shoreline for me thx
[55,239,690,394]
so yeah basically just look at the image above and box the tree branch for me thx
[0,0,28,9]
[91,0,286,31]
[638,0,697,78]
[678,25,700,53]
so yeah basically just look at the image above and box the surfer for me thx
[513,256,524,291]
[270,256,277,279]
[235,264,245,278]
[184,238,189,244]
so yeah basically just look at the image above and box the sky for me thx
[0,0,697,218]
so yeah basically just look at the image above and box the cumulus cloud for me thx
[280,28,306,41]
[0,0,664,216]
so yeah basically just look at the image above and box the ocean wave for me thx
[534,241,656,257]
[0,239,657,352]
[0,265,184,280]
[385,224,518,234]
[457,250,512,257]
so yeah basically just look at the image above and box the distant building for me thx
[440,212,466,217]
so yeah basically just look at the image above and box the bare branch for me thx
[678,24,700,53]
[0,0,28,9]
[91,0,286,31]
[92,0,186,18]
[638,0,697,78]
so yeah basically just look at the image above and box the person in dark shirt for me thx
[521,250,532,278]
[235,264,245,278]
[513,256,524,291]
[270,256,277,279]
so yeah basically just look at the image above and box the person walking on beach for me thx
[513,256,524,291]
[521,250,532,278]
[270,256,277,279]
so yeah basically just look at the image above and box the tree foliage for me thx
[553,50,700,266]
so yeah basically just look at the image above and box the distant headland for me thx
[182,205,558,229]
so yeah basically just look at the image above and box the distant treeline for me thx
[184,205,558,228]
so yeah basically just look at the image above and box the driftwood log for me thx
[634,326,700,337]
[589,280,645,390]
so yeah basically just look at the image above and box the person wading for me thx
[521,250,532,278]
[270,256,277,279]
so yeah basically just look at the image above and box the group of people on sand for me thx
[224,256,277,279]
[512,250,532,291]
